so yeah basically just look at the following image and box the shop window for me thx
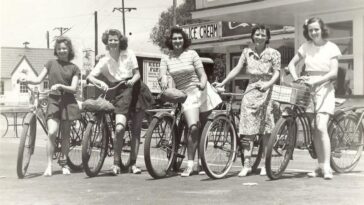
[326,21,354,97]
[20,82,27,93]
[0,81,4,95]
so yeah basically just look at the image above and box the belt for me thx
[305,71,328,76]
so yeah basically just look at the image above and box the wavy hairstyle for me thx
[250,24,271,44]
[101,29,128,50]
[303,17,329,41]
[54,36,75,61]
[165,26,191,50]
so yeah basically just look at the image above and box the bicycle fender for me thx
[23,113,36,125]
[206,110,227,120]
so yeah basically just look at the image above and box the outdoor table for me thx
[0,106,31,138]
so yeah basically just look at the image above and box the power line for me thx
[112,0,137,36]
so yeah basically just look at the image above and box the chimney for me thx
[23,41,30,48]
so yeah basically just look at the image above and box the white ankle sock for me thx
[187,160,194,168]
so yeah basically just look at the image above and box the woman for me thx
[159,26,221,177]
[215,25,281,177]
[19,36,81,176]
[288,17,341,180]
[88,29,153,175]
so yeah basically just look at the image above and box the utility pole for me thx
[172,0,177,26]
[46,31,50,48]
[113,0,136,36]
[94,11,98,63]
[53,27,71,36]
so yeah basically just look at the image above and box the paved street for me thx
[1,127,364,205]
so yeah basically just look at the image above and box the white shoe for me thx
[181,166,193,177]
[43,167,52,177]
[260,167,266,176]
[323,169,333,180]
[238,167,252,177]
[62,166,71,175]
[307,168,322,178]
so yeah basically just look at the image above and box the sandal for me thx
[130,166,142,174]
[62,165,71,175]
[181,166,193,177]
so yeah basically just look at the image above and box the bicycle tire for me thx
[0,113,8,138]
[200,115,237,179]
[67,117,87,171]
[265,117,297,180]
[329,113,364,173]
[82,114,109,177]
[144,114,176,179]
[17,113,37,179]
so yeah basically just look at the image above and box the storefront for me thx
[182,20,295,93]
[191,0,364,97]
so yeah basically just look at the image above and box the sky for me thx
[0,0,183,66]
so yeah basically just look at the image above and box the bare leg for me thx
[59,120,71,174]
[239,134,254,177]
[44,118,60,176]
[313,113,332,179]
[113,113,128,174]
[129,110,144,174]
[181,108,200,177]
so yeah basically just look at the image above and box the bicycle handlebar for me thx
[89,80,127,93]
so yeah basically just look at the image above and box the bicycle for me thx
[81,81,132,177]
[17,84,87,179]
[199,90,263,179]
[143,101,188,179]
[328,104,364,173]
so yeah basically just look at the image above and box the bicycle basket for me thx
[271,84,311,108]
[159,88,187,104]
[81,97,115,112]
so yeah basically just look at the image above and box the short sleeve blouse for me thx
[45,59,80,95]
[298,41,341,72]
[238,47,281,75]
[90,49,138,82]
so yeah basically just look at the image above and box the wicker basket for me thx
[271,84,311,108]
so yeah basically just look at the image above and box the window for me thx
[0,81,4,95]
[43,80,49,90]
[326,21,354,97]
[20,82,27,93]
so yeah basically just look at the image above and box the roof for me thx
[0,47,55,78]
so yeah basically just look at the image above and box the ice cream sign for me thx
[182,22,220,42]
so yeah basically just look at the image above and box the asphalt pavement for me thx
[1,127,364,205]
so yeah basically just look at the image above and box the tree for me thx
[150,0,202,49]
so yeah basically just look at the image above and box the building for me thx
[0,47,55,105]
[190,0,364,97]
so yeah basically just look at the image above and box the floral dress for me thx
[238,47,281,136]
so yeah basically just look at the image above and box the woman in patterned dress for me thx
[159,26,222,177]
[214,25,281,177]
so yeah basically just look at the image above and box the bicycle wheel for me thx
[265,117,297,180]
[120,127,131,170]
[144,114,176,179]
[200,115,237,179]
[17,113,37,179]
[82,114,109,177]
[67,117,87,171]
[0,113,8,137]
[329,113,364,173]
[240,135,264,172]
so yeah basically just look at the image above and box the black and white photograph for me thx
[1,0,364,204]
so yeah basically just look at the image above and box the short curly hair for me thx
[101,29,128,50]
[303,17,329,41]
[250,24,271,44]
[165,26,191,50]
[54,36,75,61]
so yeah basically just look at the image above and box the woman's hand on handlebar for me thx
[212,82,225,93]
[98,81,109,92]
[50,84,63,91]
[126,79,136,87]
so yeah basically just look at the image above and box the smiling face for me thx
[307,21,323,42]
[56,42,69,61]
[108,34,120,50]
[252,29,267,47]
[171,33,184,50]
